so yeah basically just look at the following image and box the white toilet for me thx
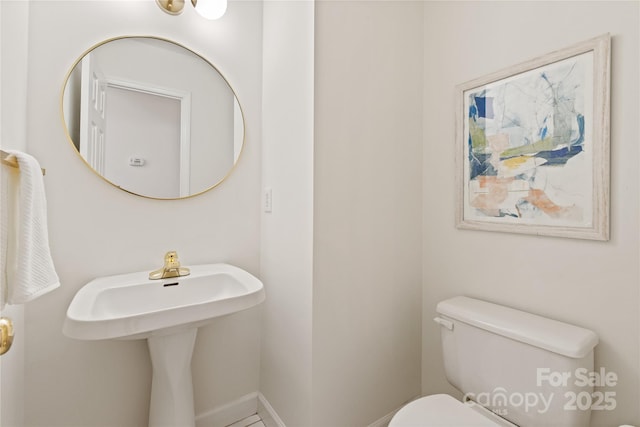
[390,296,599,427]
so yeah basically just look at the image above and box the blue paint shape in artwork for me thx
[535,113,585,166]
[473,96,494,119]
[516,199,539,218]
[469,104,478,118]
[572,114,585,145]
[476,209,519,218]
[499,210,519,218]
[539,125,548,141]
[536,145,583,166]
[539,117,548,140]
[540,72,551,86]
[468,151,496,180]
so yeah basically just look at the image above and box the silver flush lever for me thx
[433,317,454,331]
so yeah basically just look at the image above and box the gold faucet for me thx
[149,251,191,280]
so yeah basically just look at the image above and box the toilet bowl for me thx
[390,296,599,427]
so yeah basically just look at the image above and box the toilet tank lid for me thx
[436,296,599,358]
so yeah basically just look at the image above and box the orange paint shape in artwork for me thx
[471,176,514,211]
[476,175,513,189]
[525,189,570,218]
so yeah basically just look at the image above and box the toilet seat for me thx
[389,394,516,427]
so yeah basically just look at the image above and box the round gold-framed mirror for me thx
[61,36,245,199]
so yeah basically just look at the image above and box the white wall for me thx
[19,1,263,425]
[312,1,423,425]
[0,1,30,425]
[260,1,314,426]
[422,2,640,426]
[9,2,639,427]
[261,3,423,426]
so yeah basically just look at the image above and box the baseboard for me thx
[366,395,421,427]
[256,393,411,427]
[195,392,259,427]
[366,409,397,427]
[257,392,286,427]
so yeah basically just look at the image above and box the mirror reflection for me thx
[62,37,244,199]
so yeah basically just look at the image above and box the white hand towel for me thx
[0,160,18,308]
[1,150,59,308]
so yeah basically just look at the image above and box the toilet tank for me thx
[435,296,599,427]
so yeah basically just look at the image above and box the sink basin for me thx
[64,263,265,427]
[63,263,265,340]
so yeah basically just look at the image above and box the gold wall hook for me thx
[0,317,14,356]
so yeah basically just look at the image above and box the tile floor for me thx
[226,414,266,427]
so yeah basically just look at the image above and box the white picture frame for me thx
[455,34,611,240]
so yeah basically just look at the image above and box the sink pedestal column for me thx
[147,328,198,427]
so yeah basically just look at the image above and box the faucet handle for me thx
[163,251,181,269]
[149,251,190,280]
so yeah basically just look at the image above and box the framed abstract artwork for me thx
[456,34,611,240]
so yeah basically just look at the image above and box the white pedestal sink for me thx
[63,263,265,427]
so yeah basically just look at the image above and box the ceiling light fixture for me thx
[156,0,227,20]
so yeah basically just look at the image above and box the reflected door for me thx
[79,54,107,174]
[104,87,183,198]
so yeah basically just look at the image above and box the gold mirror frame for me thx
[60,36,246,200]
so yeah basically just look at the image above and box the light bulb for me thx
[191,0,227,20]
